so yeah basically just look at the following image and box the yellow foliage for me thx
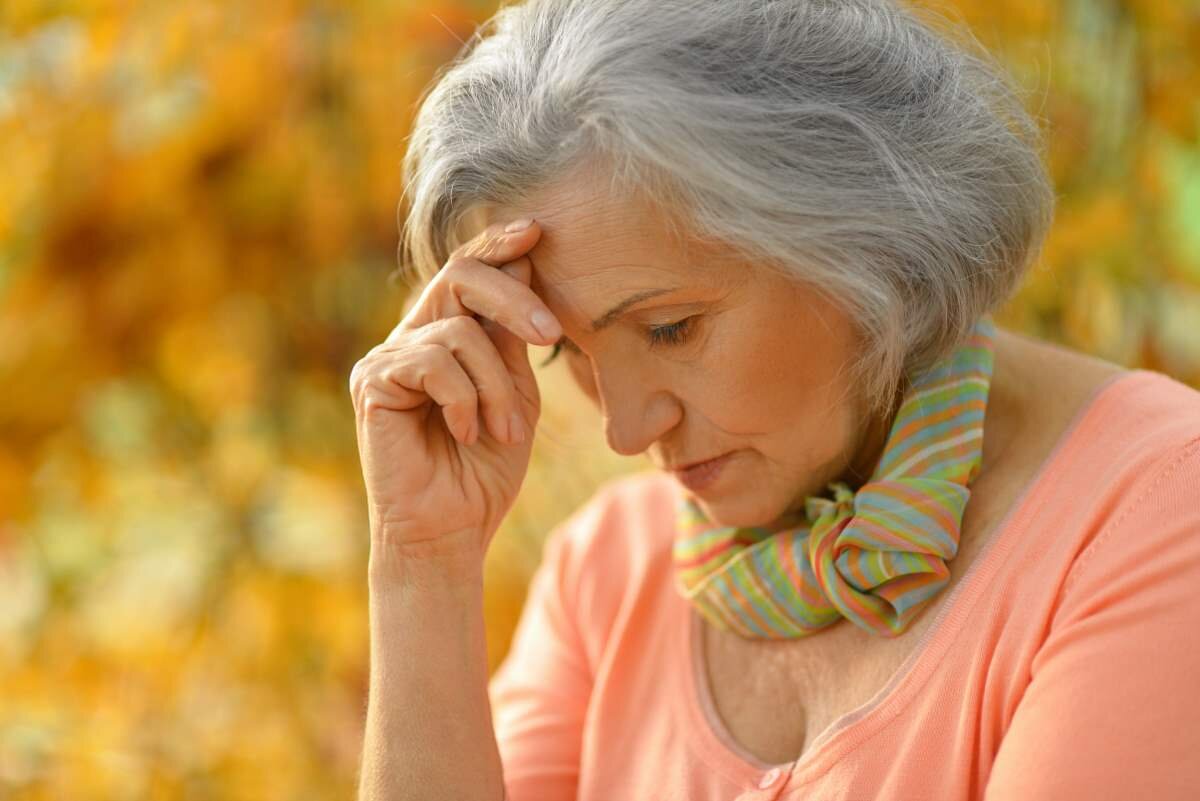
[0,0,1196,797]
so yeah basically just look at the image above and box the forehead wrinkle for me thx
[500,184,739,328]
[529,258,690,335]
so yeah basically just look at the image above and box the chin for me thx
[686,491,792,530]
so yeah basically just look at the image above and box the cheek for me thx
[698,313,857,450]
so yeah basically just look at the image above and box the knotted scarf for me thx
[673,315,997,639]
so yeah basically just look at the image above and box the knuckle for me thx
[349,358,369,392]
[442,254,474,278]
[473,375,495,399]
[436,314,472,340]
[361,395,387,419]
[479,237,503,261]
[478,367,513,401]
[426,342,454,369]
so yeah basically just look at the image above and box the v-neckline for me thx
[674,368,1149,790]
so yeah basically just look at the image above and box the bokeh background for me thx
[1,0,1197,798]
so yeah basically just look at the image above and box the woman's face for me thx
[486,179,891,529]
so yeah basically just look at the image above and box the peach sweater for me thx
[488,368,1200,800]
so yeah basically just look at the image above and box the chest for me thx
[696,449,1043,766]
[697,341,1127,767]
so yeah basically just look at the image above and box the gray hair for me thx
[398,0,1054,419]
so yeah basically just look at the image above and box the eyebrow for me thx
[589,288,677,333]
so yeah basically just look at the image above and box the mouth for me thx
[668,451,736,493]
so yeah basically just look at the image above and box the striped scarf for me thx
[673,315,997,639]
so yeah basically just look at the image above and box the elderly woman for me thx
[349,1,1200,799]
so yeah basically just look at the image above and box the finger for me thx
[390,218,559,346]
[487,257,538,386]
[363,344,480,445]
[454,217,542,269]
[416,315,524,445]
[441,257,562,347]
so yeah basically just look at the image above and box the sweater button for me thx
[758,767,782,789]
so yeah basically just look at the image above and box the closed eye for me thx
[539,315,697,368]
[646,316,696,348]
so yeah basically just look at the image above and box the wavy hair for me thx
[398,0,1054,418]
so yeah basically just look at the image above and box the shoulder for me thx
[1035,364,1200,532]
[547,469,680,565]
[993,328,1200,472]
[538,469,679,615]
[1029,363,1200,600]
[1078,368,1200,464]
[953,332,1200,617]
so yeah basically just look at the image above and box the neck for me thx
[838,377,908,491]
[763,378,908,533]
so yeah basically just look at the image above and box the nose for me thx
[590,357,681,456]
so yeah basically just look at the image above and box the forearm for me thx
[358,530,504,801]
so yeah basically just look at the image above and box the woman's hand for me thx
[348,217,560,567]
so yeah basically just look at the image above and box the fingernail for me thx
[504,217,534,233]
[509,411,526,444]
[530,308,561,340]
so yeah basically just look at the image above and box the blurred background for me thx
[0,0,1197,798]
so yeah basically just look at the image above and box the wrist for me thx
[368,525,485,589]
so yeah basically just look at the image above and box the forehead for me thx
[485,175,746,308]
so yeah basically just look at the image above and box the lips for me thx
[670,453,729,472]
[670,451,735,493]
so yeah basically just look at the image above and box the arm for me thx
[984,438,1200,800]
[358,529,504,801]
[347,216,556,800]
[487,523,593,800]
